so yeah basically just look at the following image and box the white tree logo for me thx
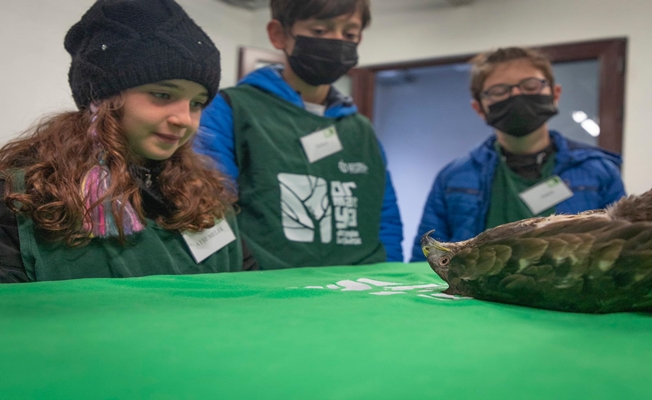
[279,173,332,243]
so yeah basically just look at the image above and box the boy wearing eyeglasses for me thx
[197,0,403,269]
[410,46,626,262]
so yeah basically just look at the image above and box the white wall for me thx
[0,0,253,145]
[177,0,254,87]
[1,0,92,144]
[357,0,652,195]
[251,7,274,50]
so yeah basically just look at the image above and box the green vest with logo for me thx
[226,85,386,270]
[13,172,244,281]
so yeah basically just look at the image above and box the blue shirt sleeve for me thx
[195,93,239,183]
[377,142,404,262]
[599,158,627,208]
[410,173,450,262]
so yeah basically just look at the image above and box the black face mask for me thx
[287,35,359,86]
[485,94,558,137]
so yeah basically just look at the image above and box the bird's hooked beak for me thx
[420,230,451,257]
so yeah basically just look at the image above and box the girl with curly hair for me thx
[0,0,257,283]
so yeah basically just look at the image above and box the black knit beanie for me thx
[65,0,221,109]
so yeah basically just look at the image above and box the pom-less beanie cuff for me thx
[65,0,221,109]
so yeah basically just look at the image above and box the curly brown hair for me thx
[0,97,236,246]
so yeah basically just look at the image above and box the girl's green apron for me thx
[13,171,243,281]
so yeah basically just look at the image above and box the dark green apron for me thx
[227,85,386,269]
[486,143,556,230]
[13,171,244,281]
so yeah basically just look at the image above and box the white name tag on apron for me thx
[300,125,343,163]
[519,175,574,215]
[182,219,236,263]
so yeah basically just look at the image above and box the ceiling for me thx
[216,0,476,12]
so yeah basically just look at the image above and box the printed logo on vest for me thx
[331,180,360,245]
[278,173,361,245]
[338,160,369,174]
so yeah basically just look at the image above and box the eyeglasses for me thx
[481,77,550,103]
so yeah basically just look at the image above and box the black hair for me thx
[270,0,371,30]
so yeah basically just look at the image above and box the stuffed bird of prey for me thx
[421,189,652,313]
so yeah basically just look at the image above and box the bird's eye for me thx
[439,256,450,266]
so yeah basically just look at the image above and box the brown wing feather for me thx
[445,216,652,313]
[608,188,652,223]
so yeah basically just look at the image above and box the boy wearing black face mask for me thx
[410,47,626,262]
[196,0,403,269]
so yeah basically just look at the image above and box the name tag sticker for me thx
[519,175,574,215]
[182,219,236,263]
[300,126,343,163]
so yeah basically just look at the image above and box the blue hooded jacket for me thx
[196,65,404,262]
[410,131,626,262]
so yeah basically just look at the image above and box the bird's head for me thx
[420,230,459,280]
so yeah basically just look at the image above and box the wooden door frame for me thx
[350,38,627,153]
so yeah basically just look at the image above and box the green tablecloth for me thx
[1,262,650,399]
